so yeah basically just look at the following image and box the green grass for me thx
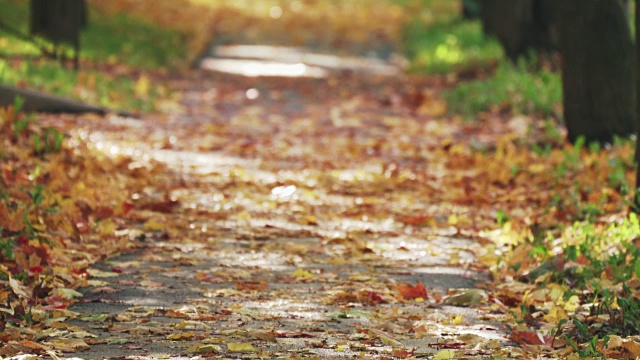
[0,0,184,112]
[0,60,158,112]
[0,0,186,69]
[82,10,186,69]
[397,0,562,118]
[445,60,562,118]
[402,17,503,74]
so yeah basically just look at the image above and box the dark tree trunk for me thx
[462,0,481,19]
[30,0,87,69]
[481,0,535,61]
[635,0,640,211]
[480,0,557,61]
[558,0,636,144]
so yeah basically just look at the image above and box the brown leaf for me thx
[234,281,268,292]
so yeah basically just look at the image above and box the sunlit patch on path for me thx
[200,45,404,77]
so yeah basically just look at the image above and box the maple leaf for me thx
[396,282,427,300]
[509,331,556,346]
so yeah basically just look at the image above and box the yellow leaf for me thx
[57,288,84,299]
[452,314,464,325]
[143,219,165,231]
[188,343,221,354]
[167,331,195,341]
[434,349,456,359]
[97,219,116,235]
[45,338,91,352]
[563,295,580,312]
[370,329,402,346]
[227,342,256,352]
[293,268,313,279]
[611,296,621,310]
[134,75,150,98]
[543,305,567,323]
[379,334,402,346]
[87,268,120,278]
[528,163,545,174]
[301,215,318,225]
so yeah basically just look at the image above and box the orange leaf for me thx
[510,331,557,346]
[235,281,268,292]
[396,282,428,300]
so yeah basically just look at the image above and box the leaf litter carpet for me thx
[37,69,521,359]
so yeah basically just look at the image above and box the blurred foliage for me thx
[398,0,502,73]
[403,18,502,74]
[0,0,186,68]
[446,60,562,118]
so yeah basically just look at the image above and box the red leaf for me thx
[396,282,428,300]
[364,291,385,304]
[510,331,554,346]
[29,266,44,273]
[123,202,134,214]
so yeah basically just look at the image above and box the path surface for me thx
[42,49,516,359]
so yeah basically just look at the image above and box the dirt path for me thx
[43,65,517,359]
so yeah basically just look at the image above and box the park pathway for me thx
[44,10,521,358]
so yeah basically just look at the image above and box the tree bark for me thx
[635,0,640,211]
[558,0,636,144]
[481,0,535,61]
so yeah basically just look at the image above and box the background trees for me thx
[30,0,87,69]
[479,0,636,144]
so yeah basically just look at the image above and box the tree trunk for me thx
[30,0,87,69]
[481,0,535,61]
[635,0,640,211]
[462,0,481,19]
[558,0,636,144]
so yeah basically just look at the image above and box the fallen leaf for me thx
[139,280,164,288]
[227,342,257,352]
[510,331,553,346]
[443,289,487,306]
[396,282,427,300]
[87,268,120,278]
[434,349,456,359]
[57,288,83,299]
[188,343,221,354]
[134,75,150,97]
[167,332,195,341]
[91,286,120,294]
[45,338,91,352]
[293,268,314,279]
[9,276,30,299]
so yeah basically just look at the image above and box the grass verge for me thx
[0,0,186,112]
[445,60,562,118]
[403,17,502,74]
